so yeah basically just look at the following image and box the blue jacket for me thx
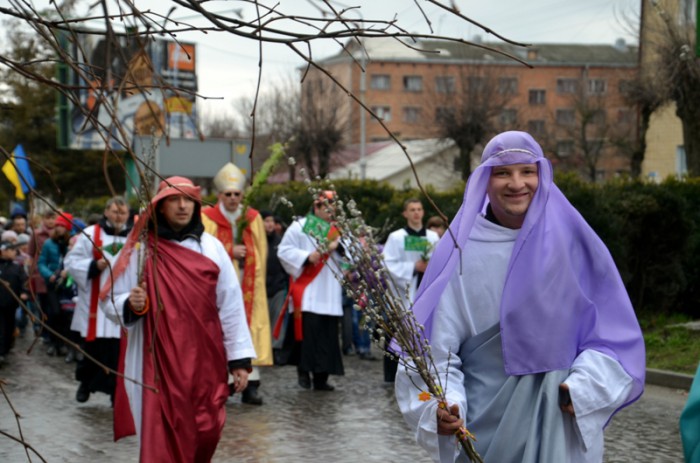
[38,238,68,283]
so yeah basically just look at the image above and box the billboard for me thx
[57,31,199,150]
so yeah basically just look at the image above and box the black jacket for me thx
[0,258,27,309]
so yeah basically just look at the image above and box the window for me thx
[556,78,578,94]
[591,109,606,125]
[528,119,545,135]
[557,140,574,157]
[370,74,391,90]
[556,109,575,126]
[466,76,485,91]
[371,105,392,122]
[403,76,423,92]
[499,108,517,126]
[528,89,546,105]
[402,106,422,123]
[435,106,455,123]
[498,77,518,95]
[618,109,633,125]
[677,145,688,177]
[585,139,604,153]
[618,79,633,95]
[587,79,607,95]
[435,76,455,94]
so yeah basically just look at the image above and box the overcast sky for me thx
[0,0,641,118]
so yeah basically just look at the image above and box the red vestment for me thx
[116,235,229,462]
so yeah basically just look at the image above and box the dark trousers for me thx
[290,312,345,377]
[0,305,16,355]
[76,337,120,396]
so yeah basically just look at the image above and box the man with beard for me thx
[202,162,273,405]
[64,196,131,404]
[100,176,255,462]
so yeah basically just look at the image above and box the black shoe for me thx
[241,382,263,405]
[359,352,377,361]
[76,383,90,403]
[64,350,76,363]
[298,372,311,389]
[313,382,335,391]
[46,345,57,356]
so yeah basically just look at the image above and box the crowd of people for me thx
[1,131,698,462]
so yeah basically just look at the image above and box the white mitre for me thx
[213,162,246,192]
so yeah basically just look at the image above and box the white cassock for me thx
[382,228,440,308]
[276,218,343,316]
[65,223,127,339]
[395,216,634,463]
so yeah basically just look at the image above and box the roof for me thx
[329,138,456,182]
[268,141,392,183]
[320,37,638,68]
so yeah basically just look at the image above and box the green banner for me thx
[303,213,331,242]
[404,235,429,252]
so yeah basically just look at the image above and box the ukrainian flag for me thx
[2,145,36,201]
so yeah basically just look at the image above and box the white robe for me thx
[65,223,127,338]
[382,227,440,308]
[101,232,256,437]
[395,215,634,463]
[276,217,343,317]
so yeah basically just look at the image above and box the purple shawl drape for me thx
[412,131,645,411]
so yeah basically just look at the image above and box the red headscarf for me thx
[99,176,201,301]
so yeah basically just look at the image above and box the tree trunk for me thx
[454,144,473,181]
[630,106,653,179]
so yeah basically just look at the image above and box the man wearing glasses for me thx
[202,162,273,405]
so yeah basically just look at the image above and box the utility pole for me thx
[359,49,367,180]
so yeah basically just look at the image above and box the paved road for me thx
[0,335,688,462]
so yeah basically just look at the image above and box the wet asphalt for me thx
[0,334,688,462]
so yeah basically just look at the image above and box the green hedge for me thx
[240,177,699,318]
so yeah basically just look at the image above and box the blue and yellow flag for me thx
[2,145,36,200]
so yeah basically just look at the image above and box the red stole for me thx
[135,235,228,462]
[273,220,339,341]
[202,205,258,325]
[86,225,102,342]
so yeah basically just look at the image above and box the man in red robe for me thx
[101,176,256,462]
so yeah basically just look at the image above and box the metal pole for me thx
[359,50,367,180]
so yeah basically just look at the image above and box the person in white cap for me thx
[202,162,273,405]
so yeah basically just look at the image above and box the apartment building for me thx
[308,37,639,181]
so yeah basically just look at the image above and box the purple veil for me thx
[412,131,645,409]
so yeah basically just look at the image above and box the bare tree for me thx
[429,64,516,180]
[0,0,528,194]
[645,0,700,175]
[290,73,347,178]
[200,110,240,139]
[617,77,663,178]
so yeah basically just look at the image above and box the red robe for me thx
[117,235,229,462]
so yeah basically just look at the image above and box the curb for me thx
[645,368,694,391]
